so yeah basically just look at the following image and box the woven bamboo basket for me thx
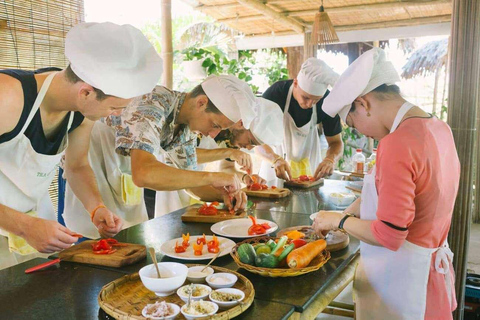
[98,264,254,319]
[230,237,330,278]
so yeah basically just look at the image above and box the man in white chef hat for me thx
[64,75,261,238]
[0,21,162,269]
[314,47,459,319]
[260,58,343,185]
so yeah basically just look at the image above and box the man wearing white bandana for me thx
[312,48,458,319]
[0,22,162,269]
[260,58,343,184]
[64,75,258,238]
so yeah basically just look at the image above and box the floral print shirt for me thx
[104,86,197,170]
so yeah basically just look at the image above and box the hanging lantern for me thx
[311,0,339,48]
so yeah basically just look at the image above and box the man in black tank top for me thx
[0,22,162,268]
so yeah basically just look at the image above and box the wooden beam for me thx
[0,19,7,30]
[161,0,173,89]
[234,0,304,33]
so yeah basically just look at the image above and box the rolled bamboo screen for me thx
[446,0,480,318]
[0,0,84,70]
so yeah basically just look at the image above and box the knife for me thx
[25,258,61,274]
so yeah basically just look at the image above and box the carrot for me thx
[286,239,327,269]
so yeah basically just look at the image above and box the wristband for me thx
[90,204,106,222]
[338,213,354,231]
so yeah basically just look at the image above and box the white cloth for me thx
[250,97,284,146]
[258,84,322,184]
[64,121,148,239]
[201,75,256,129]
[297,58,339,96]
[354,102,454,319]
[0,73,73,269]
[65,22,163,99]
[323,47,400,122]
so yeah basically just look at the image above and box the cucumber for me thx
[237,243,257,265]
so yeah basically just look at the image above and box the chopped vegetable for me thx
[287,239,327,269]
[182,233,190,247]
[255,244,271,255]
[175,241,186,253]
[197,234,207,245]
[237,243,256,265]
[285,230,306,240]
[193,243,204,256]
[247,215,271,235]
[198,203,219,216]
[292,239,308,249]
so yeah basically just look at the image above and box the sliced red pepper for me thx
[208,246,220,253]
[247,215,269,235]
[261,184,268,190]
[105,238,118,244]
[175,241,186,253]
[211,201,220,206]
[207,235,219,248]
[271,186,277,189]
[292,239,308,249]
[196,234,207,245]
[249,183,262,191]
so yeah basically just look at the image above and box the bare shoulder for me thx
[0,73,24,136]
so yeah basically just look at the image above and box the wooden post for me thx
[446,1,480,318]
[347,43,360,64]
[161,0,173,89]
[286,46,304,79]
[303,32,316,60]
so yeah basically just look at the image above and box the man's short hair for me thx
[190,84,221,114]
[350,84,401,112]
[64,65,113,101]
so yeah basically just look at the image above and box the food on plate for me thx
[179,285,210,297]
[142,301,176,318]
[175,241,186,253]
[210,291,242,302]
[237,243,257,265]
[193,243,204,256]
[91,238,126,254]
[207,235,220,253]
[182,233,190,247]
[182,300,216,315]
[198,202,220,216]
[287,239,327,269]
[247,215,271,235]
[196,234,207,245]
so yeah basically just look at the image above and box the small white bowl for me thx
[139,262,188,297]
[328,192,356,207]
[206,273,237,289]
[187,266,214,283]
[209,288,245,309]
[180,300,219,320]
[141,302,180,319]
[177,284,212,303]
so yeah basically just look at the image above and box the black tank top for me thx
[0,68,84,155]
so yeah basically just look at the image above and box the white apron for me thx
[64,121,148,239]
[0,72,74,269]
[259,84,322,185]
[354,102,454,320]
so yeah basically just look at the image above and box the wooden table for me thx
[0,179,359,320]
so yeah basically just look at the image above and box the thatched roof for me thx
[180,0,452,38]
[401,38,448,79]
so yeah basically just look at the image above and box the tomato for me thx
[175,241,186,253]
[198,204,218,215]
[271,186,277,189]
[299,175,310,182]
[92,239,112,251]
[249,183,262,191]
[261,184,268,190]
[208,246,220,253]
[197,234,207,245]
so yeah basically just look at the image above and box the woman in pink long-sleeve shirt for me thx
[314,47,460,320]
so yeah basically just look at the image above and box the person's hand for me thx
[22,216,80,253]
[314,159,335,180]
[311,210,344,236]
[223,191,248,212]
[274,158,292,181]
[243,174,266,187]
[211,173,241,194]
[92,207,124,238]
[229,149,252,174]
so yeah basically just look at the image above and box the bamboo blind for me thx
[0,0,84,70]
[446,0,480,319]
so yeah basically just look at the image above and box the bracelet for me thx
[90,204,106,222]
[338,213,354,231]
[242,173,248,183]
[323,157,334,164]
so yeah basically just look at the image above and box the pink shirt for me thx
[370,117,460,319]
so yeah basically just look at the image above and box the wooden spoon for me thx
[148,247,161,278]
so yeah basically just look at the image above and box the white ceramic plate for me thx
[210,218,278,238]
[160,235,235,261]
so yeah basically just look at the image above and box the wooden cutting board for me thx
[242,187,291,198]
[58,240,146,268]
[277,226,349,252]
[181,204,246,223]
[284,178,324,189]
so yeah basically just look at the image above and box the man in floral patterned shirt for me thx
[64,75,257,237]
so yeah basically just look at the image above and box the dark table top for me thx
[2,179,359,319]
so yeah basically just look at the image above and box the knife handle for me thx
[25,258,61,274]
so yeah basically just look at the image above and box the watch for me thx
[338,213,355,231]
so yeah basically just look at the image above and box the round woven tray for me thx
[98,264,254,320]
[230,236,330,278]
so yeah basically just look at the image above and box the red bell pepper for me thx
[175,241,186,253]
[292,239,308,249]
[196,234,207,245]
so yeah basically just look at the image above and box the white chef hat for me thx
[322,48,401,122]
[201,75,256,129]
[65,22,163,99]
[297,58,339,97]
[250,97,284,146]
